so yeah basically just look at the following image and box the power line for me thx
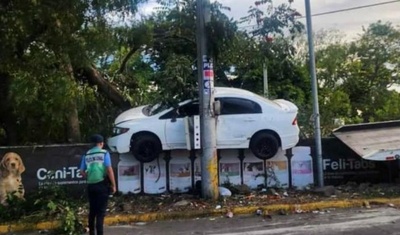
[238,0,400,29]
[299,0,400,18]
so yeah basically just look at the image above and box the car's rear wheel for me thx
[130,133,162,163]
[249,132,279,160]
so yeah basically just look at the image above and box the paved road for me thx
[10,207,400,235]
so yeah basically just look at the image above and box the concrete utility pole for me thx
[263,63,268,98]
[196,0,219,199]
[305,0,324,187]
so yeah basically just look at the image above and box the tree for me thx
[0,0,339,144]
[0,0,145,144]
[145,0,238,105]
[219,0,310,134]
[312,21,400,135]
[343,21,400,122]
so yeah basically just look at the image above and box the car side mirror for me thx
[171,109,178,122]
[171,116,177,123]
[214,100,221,116]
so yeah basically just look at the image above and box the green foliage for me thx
[1,0,400,144]
[9,50,77,143]
[241,0,304,38]
[0,187,83,234]
[1,0,313,144]
[151,54,197,105]
[319,89,351,135]
[0,0,149,144]
[375,92,400,120]
[314,21,400,131]
[0,193,27,221]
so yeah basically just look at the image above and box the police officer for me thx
[79,134,116,235]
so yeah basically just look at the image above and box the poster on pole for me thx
[203,56,214,95]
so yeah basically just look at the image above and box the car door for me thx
[216,97,262,147]
[161,101,199,149]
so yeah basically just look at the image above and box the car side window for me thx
[177,101,199,118]
[219,98,261,115]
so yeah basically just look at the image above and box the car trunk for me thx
[273,99,298,113]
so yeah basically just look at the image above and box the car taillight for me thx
[292,117,297,125]
[113,127,130,136]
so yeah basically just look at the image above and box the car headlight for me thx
[112,127,130,136]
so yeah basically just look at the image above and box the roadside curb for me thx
[1,197,400,233]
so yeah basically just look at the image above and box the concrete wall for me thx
[0,138,396,198]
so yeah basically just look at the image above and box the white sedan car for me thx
[107,87,299,162]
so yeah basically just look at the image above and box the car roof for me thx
[214,87,257,97]
[214,87,286,109]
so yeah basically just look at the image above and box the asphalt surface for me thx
[9,207,400,235]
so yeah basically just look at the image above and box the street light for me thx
[304,0,324,187]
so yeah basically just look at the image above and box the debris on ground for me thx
[312,185,337,197]
[219,186,232,197]
[173,199,190,207]
[262,210,272,220]
[278,209,288,215]
[294,204,304,214]
[135,222,147,226]
[73,182,400,217]
[312,209,331,214]
[4,182,400,235]
[363,200,371,209]
[269,188,280,197]
[231,184,252,196]
[225,211,233,218]
[256,208,263,216]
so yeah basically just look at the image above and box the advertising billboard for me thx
[0,144,118,200]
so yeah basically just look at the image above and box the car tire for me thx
[130,134,162,163]
[250,132,279,160]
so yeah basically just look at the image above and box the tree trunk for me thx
[66,100,81,143]
[64,59,81,143]
[74,65,131,110]
[117,47,137,74]
[0,72,18,145]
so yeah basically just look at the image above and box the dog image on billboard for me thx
[0,152,26,204]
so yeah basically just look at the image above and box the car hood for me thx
[115,105,148,125]
[273,99,298,113]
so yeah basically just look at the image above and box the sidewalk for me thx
[1,197,400,234]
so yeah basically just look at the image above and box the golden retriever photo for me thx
[0,152,26,204]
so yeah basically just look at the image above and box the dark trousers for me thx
[88,181,109,235]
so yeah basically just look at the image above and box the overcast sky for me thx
[226,0,400,40]
[138,0,400,40]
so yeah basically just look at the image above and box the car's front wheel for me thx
[249,132,280,160]
[130,133,162,163]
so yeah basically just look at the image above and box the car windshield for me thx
[143,103,170,116]
[143,100,194,116]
